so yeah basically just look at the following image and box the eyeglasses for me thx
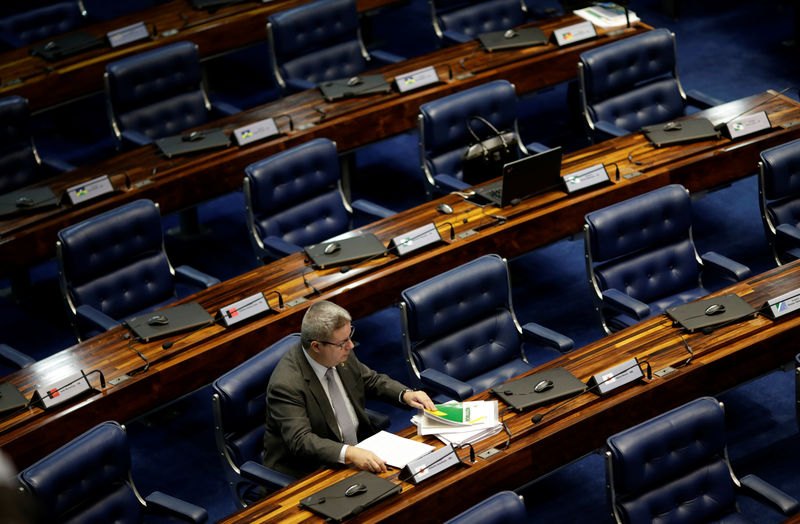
[316,326,355,350]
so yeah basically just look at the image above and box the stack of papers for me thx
[574,3,639,28]
[411,401,503,447]
[355,431,435,468]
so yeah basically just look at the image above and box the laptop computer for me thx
[0,186,59,219]
[641,117,719,148]
[305,233,387,270]
[155,129,230,159]
[299,471,401,522]
[30,32,105,61]
[318,75,392,102]
[473,146,563,207]
[491,367,585,411]
[0,382,28,415]
[124,302,215,343]
[478,26,548,52]
[665,294,757,333]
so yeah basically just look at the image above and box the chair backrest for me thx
[606,397,739,523]
[0,95,43,194]
[266,0,368,89]
[212,333,297,506]
[0,2,86,48]
[56,199,176,324]
[243,138,350,255]
[430,0,526,42]
[18,421,144,523]
[759,138,800,264]
[400,254,525,392]
[104,41,211,141]
[444,490,527,524]
[578,28,687,133]
[584,184,701,309]
[418,80,523,189]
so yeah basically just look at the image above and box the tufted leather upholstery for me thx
[267,0,370,92]
[444,490,527,524]
[430,0,527,44]
[56,199,219,340]
[578,28,713,141]
[606,397,799,524]
[0,2,85,49]
[18,420,208,523]
[584,184,750,334]
[212,334,298,507]
[759,138,800,264]
[400,254,571,399]
[418,80,541,196]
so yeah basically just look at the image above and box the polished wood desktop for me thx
[1,90,798,471]
[0,0,399,111]
[0,14,653,278]
[219,260,800,523]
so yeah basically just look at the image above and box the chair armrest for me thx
[365,408,391,431]
[595,120,630,138]
[776,223,800,246]
[601,289,651,320]
[351,199,395,220]
[211,100,241,117]
[685,89,724,109]
[41,157,75,174]
[740,474,800,515]
[369,49,405,65]
[442,30,473,44]
[523,141,550,154]
[700,251,751,281]
[420,368,473,400]
[239,461,295,491]
[285,78,317,93]
[121,129,153,147]
[263,236,303,258]
[175,265,220,288]
[76,304,121,333]
[144,491,208,523]
[434,174,471,194]
[521,322,573,353]
[0,344,35,369]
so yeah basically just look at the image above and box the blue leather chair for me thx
[444,490,527,523]
[17,420,209,523]
[104,41,240,149]
[428,0,528,45]
[578,28,721,141]
[606,397,799,523]
[0,95,74,194]
[418,79,548,196]
[212,334,299,507]
[266,0,403,93]
[758,138,800,265]
[400,254,572,400]
[56,199,220,341]
[0,343,34,371]
[796,353,800,430]
[243,138,395,261]
[584,184,751,334]
[0,2,86,49]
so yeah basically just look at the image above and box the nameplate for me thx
[552,21,596,47]
[65,175,114,205]
[401,444,460,485]
[394,66,439,93]
[586,358,644,395]
[32,372,93,409]
[562,163,610,193]
[764,287,800,319]
[724,110,771,139]
[233,118,279,146]
[389,223,442,256]
[107,21,150,48]
[218,293,271,327]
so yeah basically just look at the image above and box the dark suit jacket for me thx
[263,342,407,478]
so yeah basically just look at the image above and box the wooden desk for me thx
[0,14,653,278]
[219,260,800,524]
[0,0,399,111]
[1,91,799,471]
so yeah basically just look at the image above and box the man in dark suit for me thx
[263,300,435,479]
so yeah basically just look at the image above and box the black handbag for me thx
[461,115,518,185]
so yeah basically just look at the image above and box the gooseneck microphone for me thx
[713,86,793,132]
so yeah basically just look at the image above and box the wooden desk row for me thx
[220,261,800,524]
[1,90,798,470]
[0,0,398,111]
[0,14,653,278]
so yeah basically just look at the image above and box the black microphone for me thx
[274,113,294,132]
[437,221,456,240]
[713,86,794,132]
[264,290,284,309]
[302,268,321,295]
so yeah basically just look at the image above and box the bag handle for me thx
[466,115,508,148]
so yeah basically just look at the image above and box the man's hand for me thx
[345,446,387,473]
[403,390,436,411]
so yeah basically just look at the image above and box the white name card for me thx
[389,222,442,256]
[764,288,800,319]
[66,175,114,205]
[401,444,460,484]
[394,66,440,93]
[218,293,271,327]
[725,111,771,139]
[587,358,644,395]
[107,22,150,48]
[553,21,596,47]
[233,118,279,146]
[563,163,610,193]
[32,372,93,409]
